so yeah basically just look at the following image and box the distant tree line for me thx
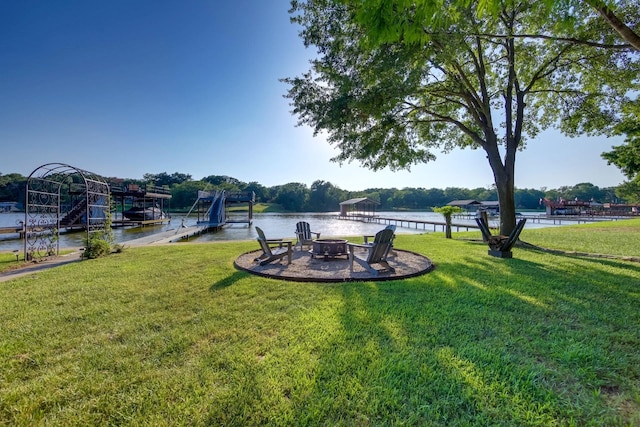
[1,171,622,212]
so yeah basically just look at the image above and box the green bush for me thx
[83,234,112,259]
[82,211,125,259]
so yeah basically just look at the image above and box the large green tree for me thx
[273,182,309,211]
[307,180,346,211]
[284,0,638,234]
[601,100,640,202]
[0,173,27,204]
[143,172,192,187]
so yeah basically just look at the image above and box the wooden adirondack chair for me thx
[294,221,320,251]
[348,227,396,276]
[254,227,293,266]
[363,224,396,258]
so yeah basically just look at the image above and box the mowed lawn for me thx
[1,219,640,426]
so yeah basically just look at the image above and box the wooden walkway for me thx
[111,218,171,227]
[453,213,626,225]
[337,214,483,232]
[341,213,628,232]
[0,226,24,235]
[123,225,217,246]
[520,214,624,225]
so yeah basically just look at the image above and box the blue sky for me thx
[0,1,626,191]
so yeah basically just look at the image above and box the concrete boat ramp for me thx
[125,225,211,246]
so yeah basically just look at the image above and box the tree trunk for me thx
[484,134,517,236]
[445,215,452,239]
[480,210,489,242]
[495,175,516,236]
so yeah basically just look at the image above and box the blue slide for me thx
[207,191,226,226]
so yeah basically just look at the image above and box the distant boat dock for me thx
[120,190,257,245]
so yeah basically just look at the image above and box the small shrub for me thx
[432,205,463,238]
[83,211,119,259]
[84,235,112,259]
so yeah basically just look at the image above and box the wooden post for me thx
[480,211,489,242]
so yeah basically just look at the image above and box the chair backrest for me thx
[368,228,394,262]
[255,227,272,256]
[295,221,312,240]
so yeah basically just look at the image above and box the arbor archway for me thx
[24,163,110,260]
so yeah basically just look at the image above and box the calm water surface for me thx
[0,211,547,252]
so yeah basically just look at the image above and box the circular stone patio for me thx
[234,248,434,282]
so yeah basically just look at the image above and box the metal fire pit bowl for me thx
[311,239,349,261]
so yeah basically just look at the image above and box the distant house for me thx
[447,200,482,211]
[447,199,500,214]
[479,201,500,215]
[339,197,379,217]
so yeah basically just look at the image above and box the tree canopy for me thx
[284,0,639,234]
[347,0,640,51]
[601,100,640,201]
[142,172,192,187]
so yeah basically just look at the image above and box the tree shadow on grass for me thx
[290,247,640,425]
[209,271,247,292]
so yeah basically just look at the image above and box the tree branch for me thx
[422,29,632,50]
[586,0,640,52]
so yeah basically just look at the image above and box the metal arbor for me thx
[24,163,110,260]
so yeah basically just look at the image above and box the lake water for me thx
[0,211,550,252]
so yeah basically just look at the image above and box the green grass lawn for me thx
[252,203,286,213]
[455,217,640,258]
[1,221,640,425]
[0,252,22,272]
[0,250,77,274]
[519,218,640,257]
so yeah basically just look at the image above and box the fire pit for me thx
[311,239,349,261]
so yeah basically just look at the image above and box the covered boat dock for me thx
[110,183,172,227]
[338,197,380,219]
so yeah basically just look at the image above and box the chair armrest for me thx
[363,235,374,244]
[348,243,371,249]
[311,232,321,238]
[268,239,293,250]
[266,239,293,244]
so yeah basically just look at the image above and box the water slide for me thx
[207,190,226,226]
